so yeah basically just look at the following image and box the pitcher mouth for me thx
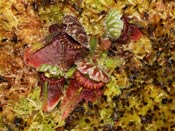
[39,72,64,85]
[59,33,83,49]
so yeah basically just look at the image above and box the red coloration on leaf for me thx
[49,24,65,33]
[63,15,88,46]
[24,47,45,68]
[117,16,142,43]
[60,78,103,119]
[24,38,63,69]
[60,79,83,119]
[75,61,110,83]
[117,16,130,42]
[24,34,88,71]
[74,71,104,89]
[58,63,108,118]
[24,15,89,71]
[130,25,142,41]
[39,73,65,112]
[43,84,63,112]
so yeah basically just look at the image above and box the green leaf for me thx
[65,67,76,78]
[105,9,123,39]
[42,82,48,102]
[89,37,98,53]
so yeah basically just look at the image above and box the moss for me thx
[1,0,175,131]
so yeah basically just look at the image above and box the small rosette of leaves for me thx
[105,9,123,40]
[38,64,64,78]
[38,64,76,79]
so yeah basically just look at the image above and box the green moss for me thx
[38,4,63,24]
[11,87,64,130]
